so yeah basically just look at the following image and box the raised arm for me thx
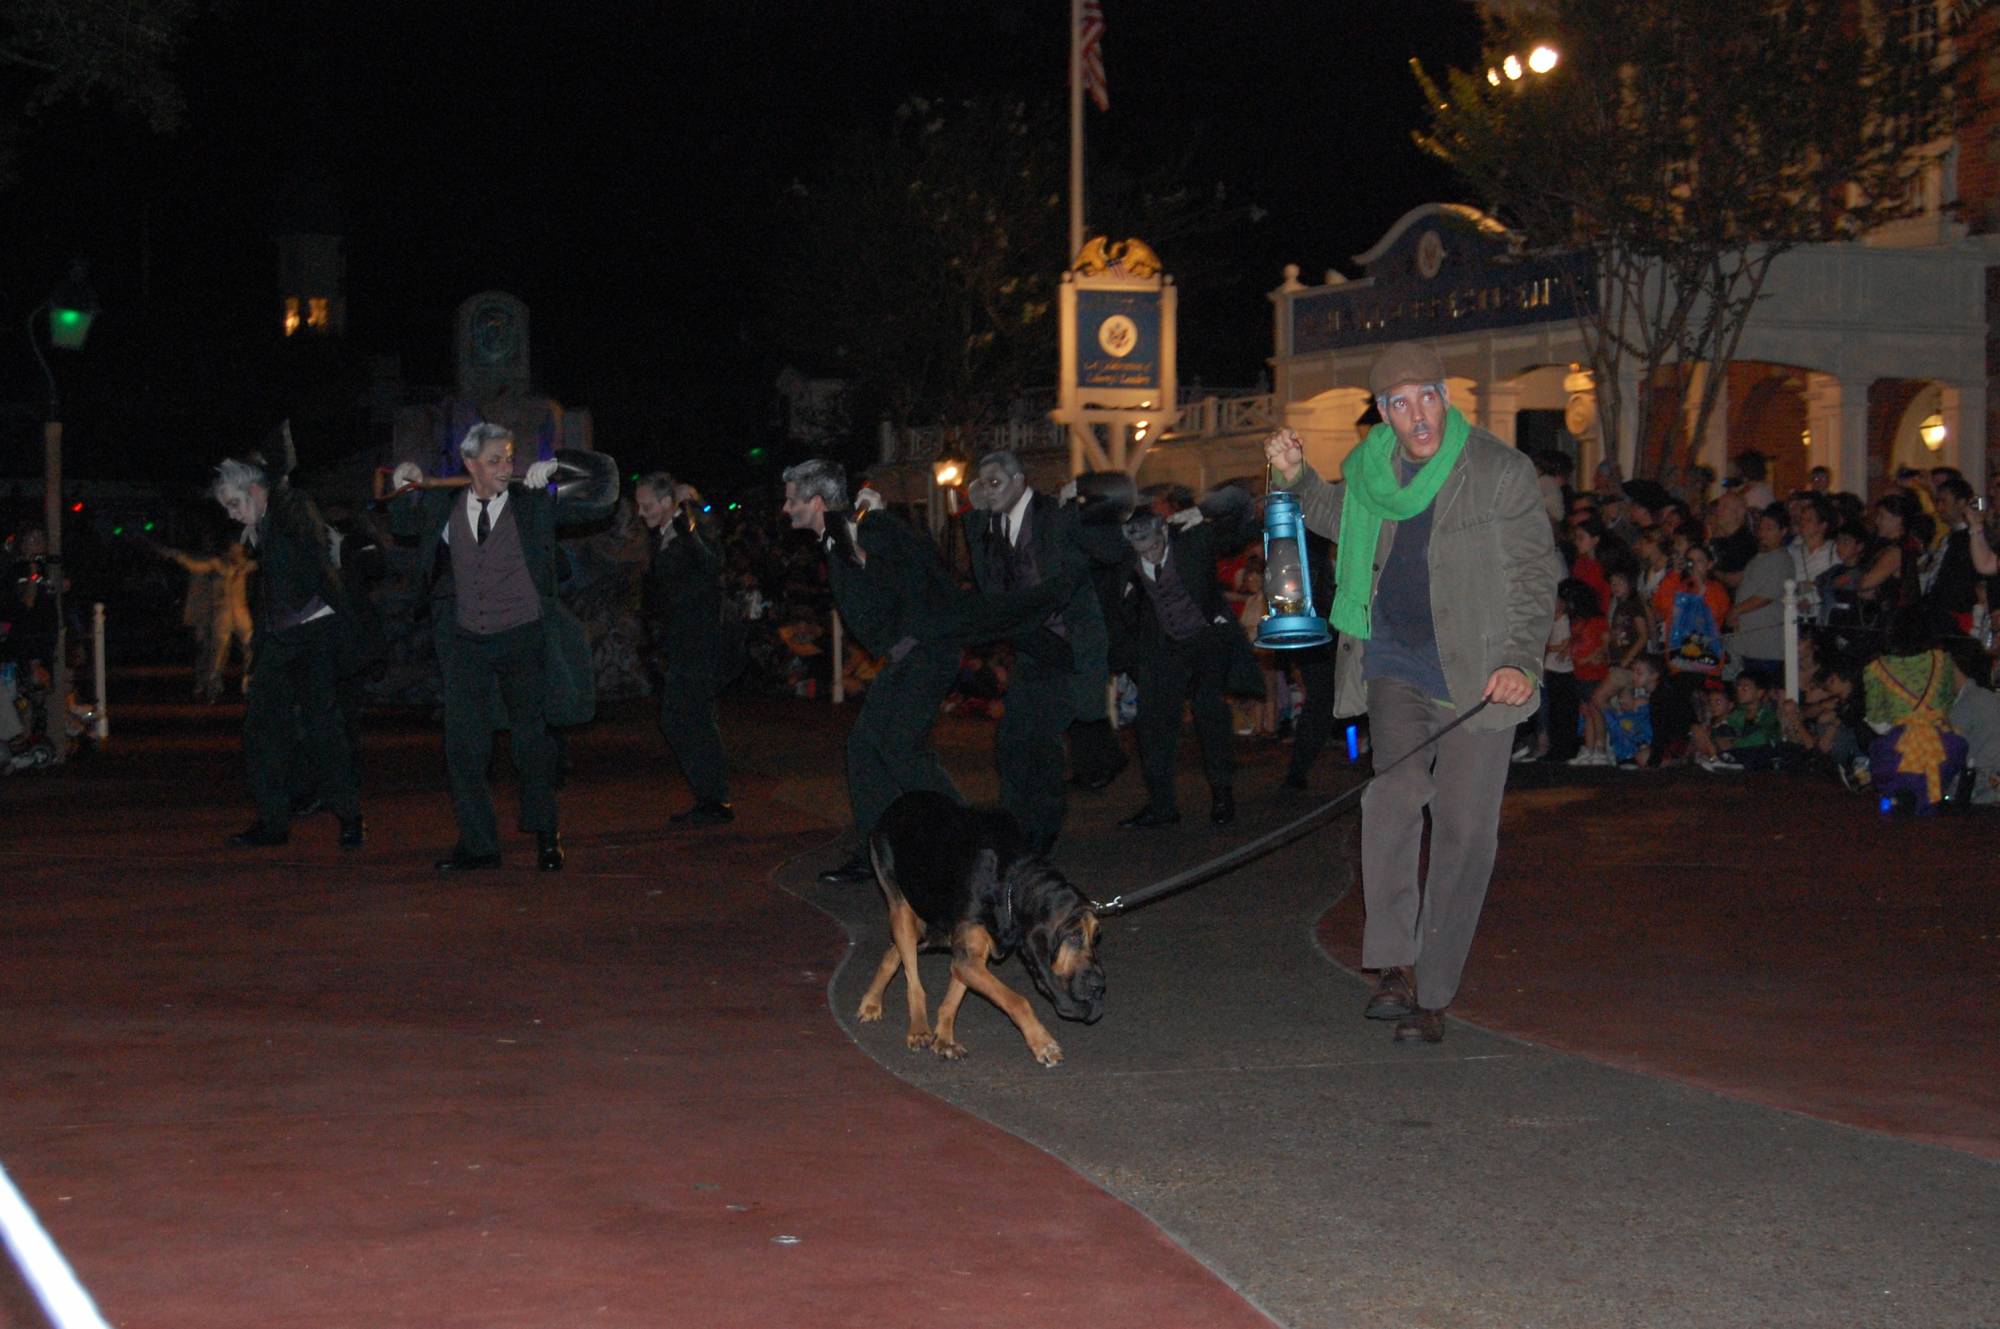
[1262,428,1342,540]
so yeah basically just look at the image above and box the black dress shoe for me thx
[1393,1006,1447,1045]
[337,815,366,851]
[817,853,875,885]
[670,799,735,827]
[435,850,502,873]
[228,822,289,848]
[1118,806,1181,829]
[1209,787,1236,826]
[1365,966,1416,1021]
[537,832,564,871]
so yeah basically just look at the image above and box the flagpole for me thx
[1069,0,1084,262]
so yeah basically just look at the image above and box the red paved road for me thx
[1,693,1273,1329]
[1318,773,2000,1159]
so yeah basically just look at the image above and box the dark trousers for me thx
[847,642,961,836]
[245,616,357,828]
[441,619,556,856]
[659,662,728,804]
[1648,672,1702,764]
[1360,677,1515,1011]
[997,657,1069,854]
[1285,639,1339,780]
[1543,671,1582,760]
[1067,714,1125,783]
[1135,627,1234,814]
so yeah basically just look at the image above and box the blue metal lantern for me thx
[1255,490,1331,649]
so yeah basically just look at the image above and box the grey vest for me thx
[450,497,542,636]
[1137,550,1208,642]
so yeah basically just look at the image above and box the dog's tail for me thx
[865,830,901,905]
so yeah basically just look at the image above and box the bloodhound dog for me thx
[856,791,1105,1067]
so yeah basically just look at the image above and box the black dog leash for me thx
[1092,698,1492,917]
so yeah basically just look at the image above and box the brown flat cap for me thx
[1368,341,1447,397]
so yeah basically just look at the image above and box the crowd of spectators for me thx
[1520,451,2000,810]
[10,447,1999,819]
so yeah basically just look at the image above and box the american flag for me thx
[1079,0,1108,112]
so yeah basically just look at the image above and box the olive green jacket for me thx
[1280,428,1559,731]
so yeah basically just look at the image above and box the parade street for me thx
[3,674,1995,1329]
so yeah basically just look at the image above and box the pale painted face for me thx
[782,482,827,535]
[1128,525,1167,565]
[1381,381,1448,461]
[219,484,265,528]
[970,461,1026,515]
[464,438,514,498]
[635,486,673,530]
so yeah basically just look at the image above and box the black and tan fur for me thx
[855,791,1105,1067]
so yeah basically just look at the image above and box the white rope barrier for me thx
[1782,578,1800,701]
[0,1161,112,1329]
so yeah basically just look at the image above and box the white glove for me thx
[855,486,886,513]
[1058,480,1079,503]
[391,462,424,490]
[523,459,558,489]
[1167,507,1205,530]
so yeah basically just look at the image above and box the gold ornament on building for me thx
[1072,236,1162,279]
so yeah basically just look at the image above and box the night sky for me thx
[3,0,1480,487]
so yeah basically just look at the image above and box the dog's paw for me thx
[932,1037,967,1061]
[1031,1037,1064,1068]
[905,1029,935,1051]
[856,996,883,1022]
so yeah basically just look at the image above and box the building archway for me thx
[1728,366,1812,496]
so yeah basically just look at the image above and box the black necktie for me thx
[988,515,1012,588]
[475,499,491,544]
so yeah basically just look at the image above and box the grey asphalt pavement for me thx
[778,726,1999,1329]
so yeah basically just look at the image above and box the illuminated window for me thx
[282,297,301,337]
[307,297,330,330]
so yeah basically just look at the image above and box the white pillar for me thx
[1616,361,1642,477]
[1805,373,1869,493]
[1483,379,1522,448]
[1841,381,1871,497]
[1941,381,1987,493]
[1688,364,1729,477]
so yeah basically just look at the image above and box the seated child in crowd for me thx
[1694,671,1784,772]
[1602,655,1661,770]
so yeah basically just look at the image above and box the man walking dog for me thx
[1264,341,1557,1044]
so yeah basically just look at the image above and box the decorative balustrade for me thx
[881,389,1275,462]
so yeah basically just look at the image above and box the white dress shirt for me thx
[444,486,511,545]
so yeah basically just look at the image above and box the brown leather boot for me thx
[1364,966,1416,1020]
[1393,1007,1447,1045]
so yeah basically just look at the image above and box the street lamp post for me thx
[27,262,100,763]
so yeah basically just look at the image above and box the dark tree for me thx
[1414,0,1983,478]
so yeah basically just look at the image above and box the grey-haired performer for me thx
[782,458,1076,882]
[1112,497,1263,829]
[963,449,1122,855]
[1264,341,1557,1045]
[210,451,364,850]
[389,425,614,872]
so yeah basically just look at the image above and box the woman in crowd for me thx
[1857,493,1925,623]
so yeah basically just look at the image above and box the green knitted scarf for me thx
[1329,407,1470,639]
